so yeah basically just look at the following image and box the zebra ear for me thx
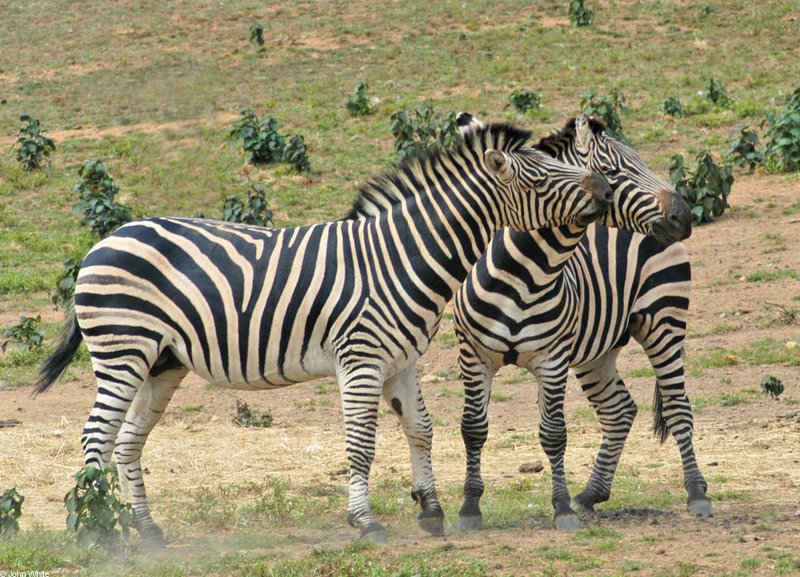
[457,112,486,136]
[485,149,512,178]
[575,114,594,153]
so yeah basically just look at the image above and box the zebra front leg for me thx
[572,353,638,512]
[383,367,444,536]
[457,357,495,532]
[340,368,388,542]
[534,362,579,531]
[115,364,187,549]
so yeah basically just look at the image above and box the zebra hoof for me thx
[137,524,166,550]
[457,515,482,532]
[418,516,445,536]
[555,513,580,532]
[688,499,714,518]
[359,522,388,544]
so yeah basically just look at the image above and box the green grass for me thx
[744,269,799,283]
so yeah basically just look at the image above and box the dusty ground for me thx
[1,174,799,574]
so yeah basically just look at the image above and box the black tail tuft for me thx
[652,383,670,444]
[33,310,83,397]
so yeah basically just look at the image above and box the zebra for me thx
[453,113,710,532]
[35,121,613,546]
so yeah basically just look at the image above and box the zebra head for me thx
[538,114,692,244]
[457,115,612,232]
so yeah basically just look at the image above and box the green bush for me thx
[229,108,310,171]
[72,161,132,238]
[250,23,265,51]
[581,89,629,143]
[389,101,460,160]
[568,0,594,27]
[232,399,273,428]
[2,316,45,352]
[346,81,373,116]
[1,487,24,536]
[764,85,800,172]
[664,96,683,118]
[283,135,311,173]
[50,257,83,311]
[704,78,732,108]
[668,151,734,224]
[509,89,541,114]
[230,107,286,165]
[221,183,274,227]
[14,114,55,171]
[64,466,133,549]
[724,126,764,172]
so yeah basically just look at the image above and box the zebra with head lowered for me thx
[454,114,710,532]
[36,121,612,546]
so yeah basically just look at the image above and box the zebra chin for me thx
[574,206,609,227]
[649,215,692,245]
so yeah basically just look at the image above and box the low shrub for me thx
[64,466,133,549]
[724,126,764,172]
[568,0,594,27]
[72,161,132,238]
[346,81,373,116]
[509,89,541,114]
[0,487,24,535]
[763,85,800,172]
[2,316,45,352]
[14,114,55,171]
[581,89,629,143]
[221,183,274,227]
[389,101,460,160]
[668,151,734,224]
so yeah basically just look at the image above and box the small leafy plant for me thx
[65,466,133,549]
[73,161,132,237]
[283,135,311,173]
[229,108,310,171]
[763,85,800,172]
[2,316,45,352]
[250,23,265,51]
[568,0,595,27]
[221,183,274,227]
[14,114,55,171]
[232,399,273,428]
[668,151,734,224]
[704,78,732,108]
[724,126,764,172]
[1,487,24,535]
[664,96,683,118]
[581,89,629,143]
[389,101,461,160]
[509,89,541,114]
[230,107,286,165]
[50,257,83,310]
[346,81,373,116]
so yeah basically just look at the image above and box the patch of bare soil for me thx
[1,174,798,574]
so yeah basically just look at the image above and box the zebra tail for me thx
[33,309,83,397]
[652,383,670,444]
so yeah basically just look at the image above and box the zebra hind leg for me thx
[383,367,444,536]
[572,352,637,513]
[639,323,713,518]
[114,355,188,549]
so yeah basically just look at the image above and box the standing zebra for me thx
[454,114,710,532]
[36,121,612,546]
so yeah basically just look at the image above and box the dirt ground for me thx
[1,174,799,574]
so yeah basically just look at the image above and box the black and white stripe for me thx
[37,122,611,546]
[454,115,708,532]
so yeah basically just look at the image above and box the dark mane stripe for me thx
[345,123,533,220]
[535,116,608,156]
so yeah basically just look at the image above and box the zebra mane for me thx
[344,122,533,220]
[534,116,608,157]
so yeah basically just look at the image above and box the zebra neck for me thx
[365,185,499,304]
[487,224,587,292]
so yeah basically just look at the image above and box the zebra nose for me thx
[666,191,693,240]
[582,173,612,206]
